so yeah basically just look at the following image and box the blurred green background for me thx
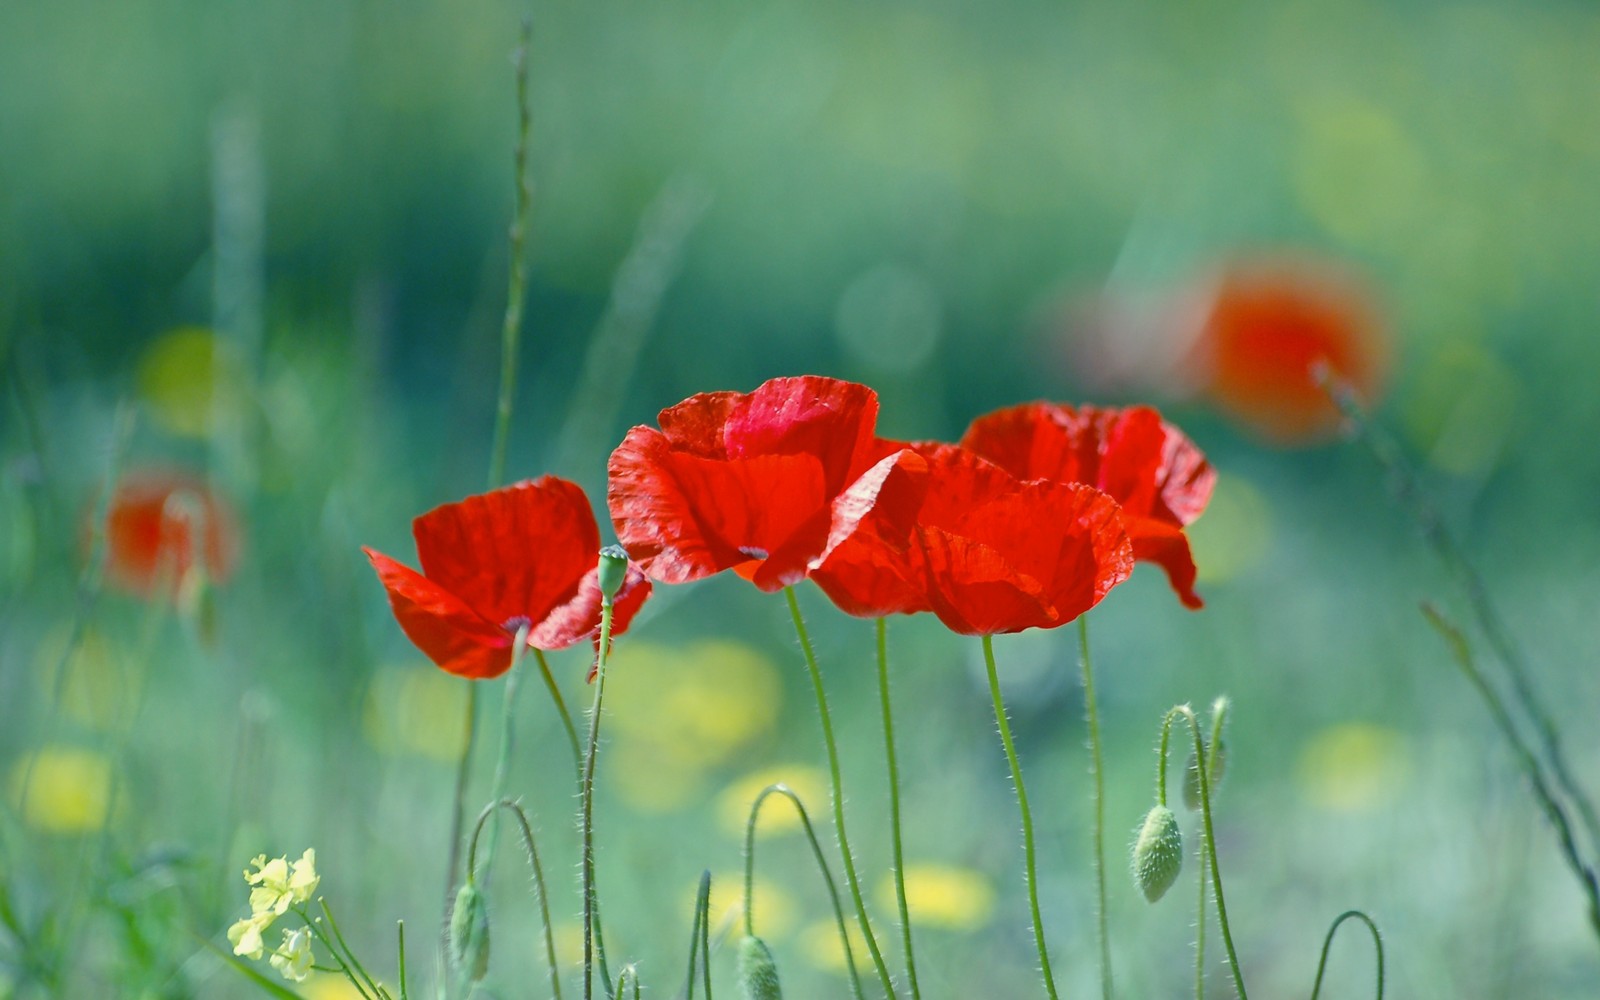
[4,0,1600,996]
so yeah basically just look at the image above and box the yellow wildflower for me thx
[228,911,274,960]
[270,926,315,982]
[245,849,320,916]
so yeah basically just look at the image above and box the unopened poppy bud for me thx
[1182,739,1228,811]
[597,545,629,604]
[1131,805,1184,903]
[449,882,490,982]
[736,934,783,1000]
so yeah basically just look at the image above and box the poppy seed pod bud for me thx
[1182,738,1228,812]
[1131,805,1184,903]
[597,545,629,604]
[736,934,783,1000]
[449,882,491,982]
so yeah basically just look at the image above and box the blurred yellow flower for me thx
[1297,722,1410,813]
[35,625,140,731]
[1186,474,1272,585]
[8,745,113,833]
[228,912,273,960]
[874,864,995,931]
[362,665,469,761]
[606,640,784,812]
[136,326,247,438]
[270,926,314,982]
[716,765,829,838]
[697,871,797,940]
[798,917,873,974]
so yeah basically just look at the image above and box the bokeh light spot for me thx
[1187,474,1272,584]
[9,745,114,833]
[1297,722,1410,813]
[362,665,469,761]
[717,765,830,838]
[136,326,247,438]
[874,864,995,931]
[1403,343,1521,478]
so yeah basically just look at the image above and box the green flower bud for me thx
[1131,805,1184,903]
[736,935,783,1000]
[1182,738,1228,812]
[449,882,491,982]
[597,545,630,603]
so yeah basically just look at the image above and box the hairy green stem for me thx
[1078,616,1112,1000]
[582,598,617,1000]
[442,22,537,977]
[467,799,564,1000]
[396,921,408,1000]
[1161,706,1246,999]
[743,783,866,1000]
[478,626,530,878]
[1326,375,1600,857]
[982,635,1058,1000]
[876,618,921,999]
[783,587,897,999]
[1309,910,1384,1000]
[684,871,713,1000]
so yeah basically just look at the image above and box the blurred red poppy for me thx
[960,403,1214,609]
[100,468,239,600]
[789,446,1135,635]
[1185,259,1387,444]
[607,376,901,590]
[364,477,651,679]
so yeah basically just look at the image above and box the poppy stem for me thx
[784,587,898,1000]
[981,635,1059,1000]
[876,617,921,1000]
[1308,909,1384,1000]
[1077,616,1112,1000]
[478,624,531,883]
[1161,705,1247,1000]
[441,681,479,975]
[1195,834,1207,1000]
[682,870,712,999]
[744,784,867,1000]
[466,799,564,1000]
[533,647,584,780]
[582,596,618,1000]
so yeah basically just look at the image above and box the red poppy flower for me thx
[364,477,651,680]
[98,468,239,600]
[1185,258,1387,445]
[790,446,1135,635]
[959,403,1214,609]
[607,376,901,589]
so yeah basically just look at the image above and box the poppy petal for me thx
[529,564,653,651]
[412,477,602,631]
[1129,519,1203,610]
[914,527,1055,635]
[364,548,514,679]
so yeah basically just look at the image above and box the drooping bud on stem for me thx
[450,881,491,982]
[597,545,629,606]
[1182,738,1228,812]
[737,934,784,1000]
[1131,805,1184,903]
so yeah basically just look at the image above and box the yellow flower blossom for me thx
[270,926,315,982]
[245,849,320,916]
[228,911,274,960]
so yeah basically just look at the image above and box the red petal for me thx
[609,377,890,586]
[412,477,601,631]
[530,564,653,650]
[963,402,1211,607]
[915,527,1055,635]
[364,547,514,679]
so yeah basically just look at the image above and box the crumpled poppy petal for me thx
[1129,519,1203,610]
[528,564,653,651]
[962,402,1210,607]
[413,478,601,630]
[610,426,827,583]
[914,527,1055,635]
[764,448,934,616]
[364,548,514,679]
[610,377,893,586]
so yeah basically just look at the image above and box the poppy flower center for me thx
[502,615,532,635]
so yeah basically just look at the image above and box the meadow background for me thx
[3,0,1600,996]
